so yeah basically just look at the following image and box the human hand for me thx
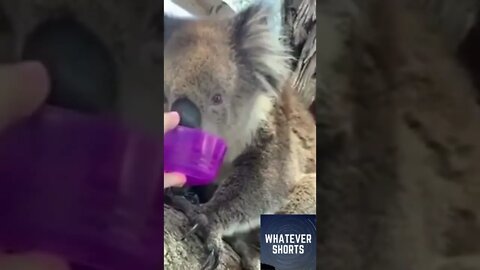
[0,62,71,269]
[164,111,187,189]
[0,62,49,132]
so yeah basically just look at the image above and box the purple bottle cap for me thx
[163,126,227,186]
[0,106,164,270]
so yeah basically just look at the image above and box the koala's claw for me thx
[181,223,199,241]
[180,210,222,269]
[201,246,220,270]
[202,249,220,270]
[182,212,209,241]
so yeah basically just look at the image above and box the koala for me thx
[163,3,316,270]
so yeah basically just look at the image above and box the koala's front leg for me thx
[183,148,290,269]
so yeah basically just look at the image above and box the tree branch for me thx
[163,205,242,270]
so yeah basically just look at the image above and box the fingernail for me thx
[166,111,180,120]
[163,172,187,189]
[172,172,187,187]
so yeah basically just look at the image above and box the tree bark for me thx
[163,205,242,270]
[284,0,316,109]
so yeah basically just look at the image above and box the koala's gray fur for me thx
[164,3,316,269]
[314,0,480,269]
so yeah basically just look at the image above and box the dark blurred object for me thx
[0,6,13,62]
[458,10,480,102]
[22,18,117,113]
[260,262,276,270]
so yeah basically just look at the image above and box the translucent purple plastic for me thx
[164,126,227,186]
[0,106,165,270]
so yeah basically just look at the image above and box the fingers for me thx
[0,252,70,270]
[0,62,50,132]
[164,172,186,189]
[164,112,185,188]
[164,111,180,134]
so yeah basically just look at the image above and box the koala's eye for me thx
[211,94,223,105]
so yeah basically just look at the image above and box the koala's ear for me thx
[230,4,292,95]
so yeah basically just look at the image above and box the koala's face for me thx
[164,4,291,138]
[164,21,244,137]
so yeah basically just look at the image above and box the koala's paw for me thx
[182,210,210,241]
[165,187,200,206]
[201,235,223,270]
[182,211,223,269]
[167,195,198,217]
[184,190,200,205]
[182,209,225,269]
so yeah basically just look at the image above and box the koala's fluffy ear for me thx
[230,3,292,95]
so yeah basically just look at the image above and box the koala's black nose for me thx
[171,98,202,128]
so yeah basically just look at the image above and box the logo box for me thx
[260,214,316,270]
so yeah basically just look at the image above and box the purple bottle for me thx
[0,106,226,270]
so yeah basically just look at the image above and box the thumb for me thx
[164,111,180,134]
[0,61,50,131]
[164,172,186,189]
